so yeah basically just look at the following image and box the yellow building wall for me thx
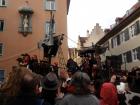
[109,17,140,71]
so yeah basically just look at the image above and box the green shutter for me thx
[137,46,140,60]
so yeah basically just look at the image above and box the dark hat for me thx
[41,72,59,90]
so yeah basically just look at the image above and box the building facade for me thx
[77,23,104,50]
[76,23,104,65]
[0,0,70,80]
[96,1,140,71]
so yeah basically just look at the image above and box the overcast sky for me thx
[67,0,138,48]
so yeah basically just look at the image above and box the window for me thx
[126,51,132,63]
[120,32,125,43]
[0,70,4,82]
[122,53,127,64]
[0,43,3,56]
[132,48,138,61]
[136,46,140,60]
[124,29,129,41]
[0,0,6,6]
[45,0,56,10]
[112,37,117,48]
[129,25,135,38]
[116,34,120,46]
[122,51,132,63]
[45,21,55,35]
[0,20,4,31]
[134,21,140,35]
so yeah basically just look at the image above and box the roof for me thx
[79,37,88,43]
[96,2,140,45]
[78,36,88,46]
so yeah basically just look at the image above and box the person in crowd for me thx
[89,55,97,80]
[41,72,61,105]
[29,55,39,73]
[52,62,59,77]
[58,71,99,105]
[59,69,72,95]
[21,53,31,68]
[118,67,140,105]
[100,73,119,105]
[66,58,79,74]
[80,56,90,76]
[0,66,43,105]
[39,57,51,76]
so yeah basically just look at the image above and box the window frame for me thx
[45,0,56,11]
[129,25,135,38]
[122,53,127,64]
[132,48,138,61]
[112,37,118,48]
[45,21,56,36]
[120,32,125,44]
[0,0,6,7]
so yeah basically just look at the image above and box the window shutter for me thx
[118,54,122,64]
[137,46,140,60]
[126,51,132,63]
[0,20,4,31]
[111,38,114,48]
[45,22,50,35]
[134,21,140,35]
[117,34,120,45]
[28,16,32,32]
[124,29,129,41]
[0,43,3,56]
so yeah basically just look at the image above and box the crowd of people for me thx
[0,53,140,105]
